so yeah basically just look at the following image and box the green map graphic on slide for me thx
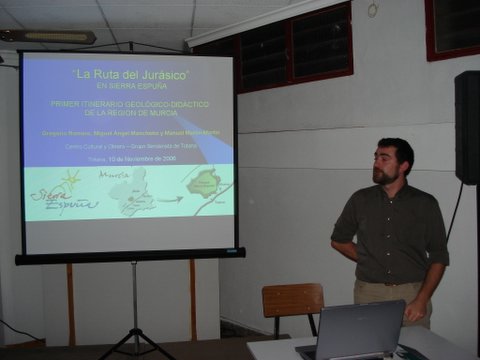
[187,169,221,199]
[107,166,232,218]
[109,167,156,217]
[24,165,233,221]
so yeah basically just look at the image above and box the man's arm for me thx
[404,262,446,322]
[331,240,358,262]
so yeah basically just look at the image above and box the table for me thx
[247,326,479,360]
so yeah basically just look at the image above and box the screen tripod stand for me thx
[99,261,176,359]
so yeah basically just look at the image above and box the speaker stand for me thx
[98,261,176,360]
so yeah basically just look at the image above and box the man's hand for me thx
[405,263,446,323]
[405,298,427,322]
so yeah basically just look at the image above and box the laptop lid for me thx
[296,300,405,360]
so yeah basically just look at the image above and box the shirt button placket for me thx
[385,199,394,281]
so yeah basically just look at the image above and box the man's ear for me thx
[399,161,410,175]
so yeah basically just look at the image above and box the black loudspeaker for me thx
[455,71,480,185]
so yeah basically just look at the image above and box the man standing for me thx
[331,138,449,328]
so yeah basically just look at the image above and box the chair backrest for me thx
[262,283,324,339]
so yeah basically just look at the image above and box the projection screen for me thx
[16,51,242,265]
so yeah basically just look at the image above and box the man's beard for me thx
[372,168,399,185]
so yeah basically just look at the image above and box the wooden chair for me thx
[262,283,324,339]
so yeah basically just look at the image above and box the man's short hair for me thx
[378,138,414,176]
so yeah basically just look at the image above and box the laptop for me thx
[295,300,405,360]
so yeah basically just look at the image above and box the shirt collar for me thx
[378,181,410,200]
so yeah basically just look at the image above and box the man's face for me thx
[372,146,402,185]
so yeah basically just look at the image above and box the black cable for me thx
[0,319,45,343]
[446,181,464,243]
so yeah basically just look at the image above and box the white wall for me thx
[0,54,220,346]
[220,0,479,356]
[0,52,47,346]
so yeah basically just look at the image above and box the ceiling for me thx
[0,0,306,54]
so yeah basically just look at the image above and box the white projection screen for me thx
[16,51,242,265]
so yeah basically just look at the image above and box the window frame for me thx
[194,1,353,94]
[288,3,353,86]
[425,0,480,62]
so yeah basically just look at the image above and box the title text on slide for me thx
[73,69,189,81]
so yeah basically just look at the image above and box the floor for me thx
[0,321,277,360]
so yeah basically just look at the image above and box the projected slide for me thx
[20,52,237,257]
